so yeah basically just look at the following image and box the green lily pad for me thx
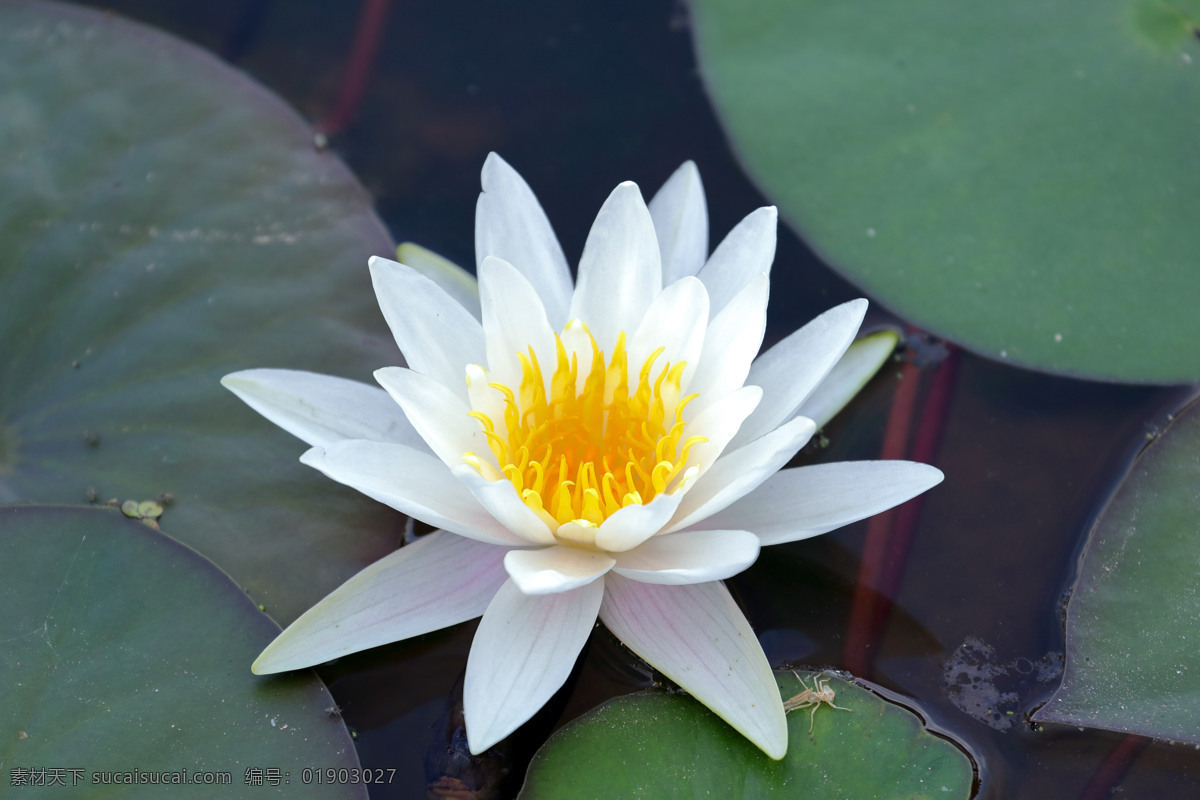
[0,505,364,799]
[0,0,402,623]
[690,0,1200,382]
[518,670,975,798]
[1033,397,1200,741]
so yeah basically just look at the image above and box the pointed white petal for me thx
[797,330,899,429]
[613,529,759,585]
[594,491,684,553]
[628,276,709,389]
[686,274,768,405]
[648,161,708,283]
[374,366,480,468]
[504,546,615,594]
[478,256,558,390]
[369,256,484,396]
[301,441,526,546]
[569,181,662,353]
[730,299,867,449]
[253,531,507,673]
[668,416,817,532]
[395,242,481,320]
[221,369,425,450]
[696,206,777,317]
[452,464,557,546]
[476,153,573,329]
[702,461,944,546]
[599,576,786,759]
[465,578,604,753]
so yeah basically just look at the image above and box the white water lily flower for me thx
[222,154,943,759]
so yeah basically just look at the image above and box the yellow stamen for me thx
[462,323,707,545]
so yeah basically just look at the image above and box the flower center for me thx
[463,323,706,543]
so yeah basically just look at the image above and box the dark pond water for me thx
[76,1,1200,797]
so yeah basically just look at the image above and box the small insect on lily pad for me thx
[518,670,975,798]
[782,670,853,733]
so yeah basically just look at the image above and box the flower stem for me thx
[317,0,392,137]
[844,335,958,677]
[1079,734,1147,800]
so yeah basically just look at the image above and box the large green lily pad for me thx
[0,505,365,798]
[690,0,1200,382]
[0,0,403,623]
[1033,397,1200,741]
[518,670,975,798]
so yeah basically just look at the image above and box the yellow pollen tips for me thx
[463,324,706,536]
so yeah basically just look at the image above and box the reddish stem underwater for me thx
[843,337,958,677]
[318,0,392,137]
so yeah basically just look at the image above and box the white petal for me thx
[668,416,817,532]
[374,367,479,468]
[301,441,526,546]
[648,161,708,283]
[683,385,763,476]
[452,464,557,546]
[395,242,481,320]
[504,546,615,594]
[465,578,604,753]
[253,531,507,673]
[702,461,944,546]
[593,491,684,553]
[730,299,867,449]
[686,274,768,405]
[476,153,573,329]
[599,576,786,759]
[369,256,484,396]
[696,206,777,317]
[560,319,597,394]
[796,329,899,429]
[221,368,425,450]
[569,181,662,353]
[628,276,709,390]
[613,529,760,585]
[465,364,507,439]
[478,256,558,390]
